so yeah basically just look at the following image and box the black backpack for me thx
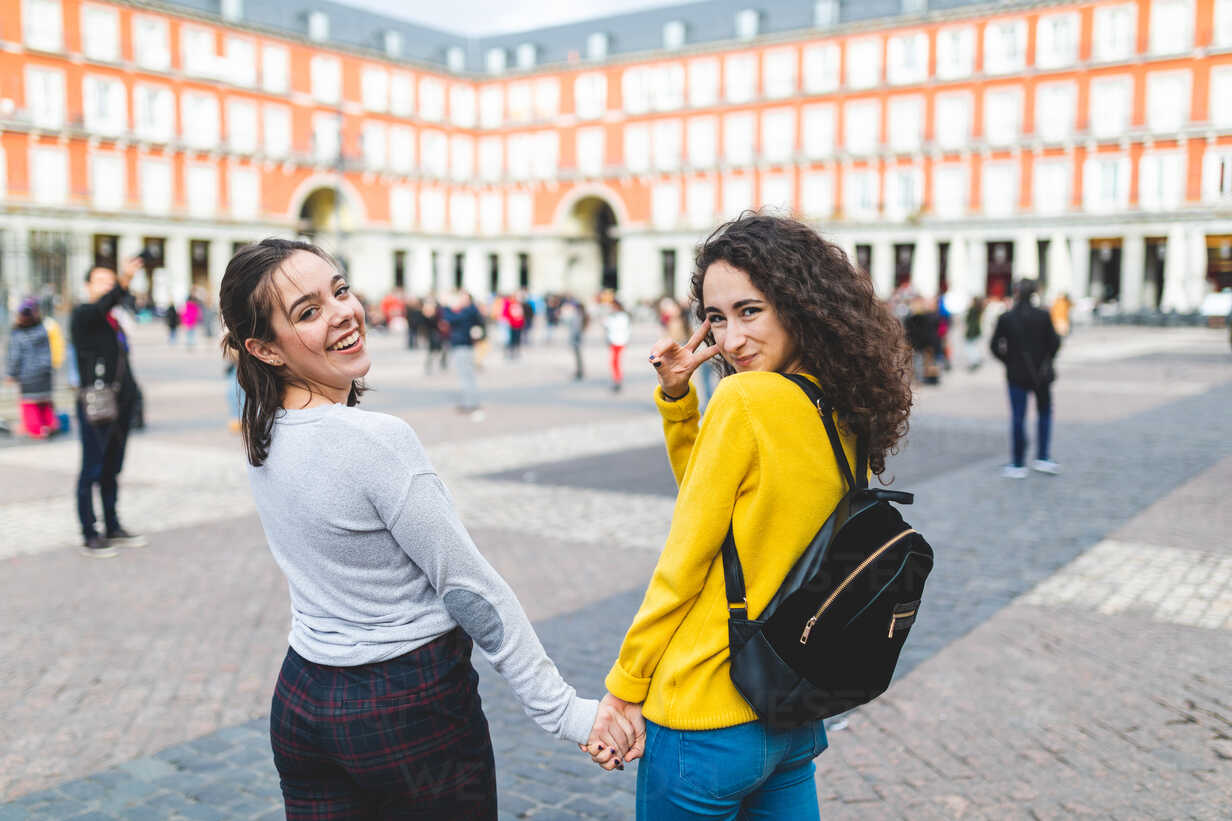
[721,373,934,728]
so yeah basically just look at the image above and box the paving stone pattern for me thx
[3,327,1231,819]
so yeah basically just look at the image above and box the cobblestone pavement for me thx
[1,323,1230,819]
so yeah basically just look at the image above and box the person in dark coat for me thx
[991,279,1062,479]
[6,298,56,438]
[71,259,148,556]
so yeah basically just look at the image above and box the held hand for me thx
[579,693,645,771]
[120,256,142,289]
[648,320,718,399]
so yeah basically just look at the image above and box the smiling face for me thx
[244,250,369,407]
[702,260,798,374]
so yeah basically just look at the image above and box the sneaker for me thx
[1031,459,1060,475]
[80,535,118,558]
[1001,465,1029,479]
[105,528,148,548]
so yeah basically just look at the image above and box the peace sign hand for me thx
[648,320,719,399]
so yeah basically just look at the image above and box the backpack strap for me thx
[720,526,747,619]
[782,373,863,491]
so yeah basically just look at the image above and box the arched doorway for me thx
[297,187,356,270]
[564,196,619,294]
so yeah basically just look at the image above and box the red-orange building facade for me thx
[1,0,1230,308]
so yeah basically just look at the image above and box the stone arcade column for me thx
[871,237,894,299]
[1013,231,1039,281]
[1120,232,1145,311]
[911,233,939,298]
[1070,236,1091,301]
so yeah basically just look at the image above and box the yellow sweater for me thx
[605,371,855,729]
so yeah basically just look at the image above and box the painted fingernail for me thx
[597,745,604,751]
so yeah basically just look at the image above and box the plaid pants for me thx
[270,628,497,820]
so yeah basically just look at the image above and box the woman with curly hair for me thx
[587,213,912,818]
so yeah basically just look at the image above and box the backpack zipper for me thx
[799,529,917,645]
[888,609,917,638]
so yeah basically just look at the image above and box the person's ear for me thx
[244,337,284,368]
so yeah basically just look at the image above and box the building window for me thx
[421,130,447,177]
[888,96,923,154]
[312,113,341,164]
[1204,150,1232,202]
[983,87,1022,147]
[886,166,922,218]
[310,56,341,104]
[1033,159,1070,214]
[762,174,793,213]
[516,43,537,69]
[846,37,882,89]
[1036,12,1079,69]
[574,73,606,119]
[480,192,502,234]
[390,126,416,173]
[134,84,174,143]
[761,108,795,163]
[478,135,503,180]
[723,112,755,165]
[227,99,258,154]
[984,19,1027,75]
[763,47,797,99]
[90,152,125,211]
[533,77,560,119]
[687,178,716,227]
[420,77,445,122]
[391,72,414,116]
[83,75,127,137]
[362,122,388,170]
[724,54,758,103]
[30,146,66,204]
[1150,0,1194,55]
[450,193,476,235]
[723,174,754,216]
[935,26,975,79]
[362,67,389,112]
[652,181,680,229]
[1216,0,1232,46]
[307,11,329,42]
[229,167,259,219]
[224,37,257,87]
[933,164,967,217]
[687,116,717,167]
[23,0,62,52]
[394,250,408,287]
[814,0,838,28]
[1083,155,1129,211]
[181,92,220,149]
[1139,152,1186,210]
[447,46,466,72]
[1212,67,1232,128]
[802,43,840,93]
[221,0,242,21]
[982,162,1017,216]
[385,30,403,57]
[25,67,65,129]
[449,134,474,181]
[452,84,477,127]
[587,32,609,60]
[181,26,217,77]
[1034,83,1076,142]
[843,100,880,155]
[140,158,172,213]
[802,103,835,158]
[663,20,686,50]
[688,58,720,106]
[1093,4,1136,62]
[843,168,878,219]
[262,45,289,94]
[735,9,759,40]
[1089,76,1132,138]
[887,32,928,86]
[1146,71,1190,133]
[800,171,833,217]
[577,127,605,176]
[486,48,507,74]
[453,252,465,287]
[81,4,119,62]
[421,190,445,232]
[934,93,972,150]
[263,104,291,157]
[186,165,218,216]
[509,194,532,233]
[132,16,170,70]
[480,85,504,127]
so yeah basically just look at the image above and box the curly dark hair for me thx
[219,239,365,467]
[692,212,913,478]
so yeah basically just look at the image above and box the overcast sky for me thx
[336,0,699,36]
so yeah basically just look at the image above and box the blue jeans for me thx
[1008,381,1052,467]
[636,719,827,820]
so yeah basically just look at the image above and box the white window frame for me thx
[983,86,1023,147]
[312,113,341,164]
[663,20,686,50]
[262,45,289,95]
[933,163,968,218]
[723,174,754,217]
[1034,82,1076,143]
[391,186,415,230]
[1083,154,1131,212]
[935,92,972,150]
[846,37,882,89]
[132,15,170,71]
[687,178,716,227]
[226,98,258,155]
[181,91,220,149]
[223,37,257,88]
[587,32,609,60]
[842,168,879,219]
[763,47,797,99]
[25,66,66,130]
[653,119,683,171]
[1146,70,1191,133]
[735,9,759,41]
[1216,0,1232,47]
[181,25,218,78]
[982,161,1018,216]
[139,156,172,214]
[362,121,388,171]
[449,134,474,182]
[480,85,505,127]
[390,72,414,117]
[724,53,758,103]
[1036,12,1080,70]
[419,77,445,122]
[888,96,924,154]
[1138,151,1186,210]
[761,108,795,163]
[229,166,260,220]
[886,32,928,86]
[81,4,119,63]
[1093,4,1137,62]
[310,56,341,105]
[802,43,840,93]
[82,74,127,138]
[23,0,63,52]
[761,174,793,214]
[800,170,834,218]
[479,191,502,234]
[90,151,125,211]
[723,112,756,165]
[362,67,389,113]
[802,103,835,158]
[1089,76,1133,139]
[885,165,923,219]
[1202,148,1232,202]
[263,104,291,158]
[576,127,605,176]
[935,26,975,80]
[983,19,1028,75]
[1211,67,1232,128]
[133,83,174,143]
[1033,158,1071,214]
[451,84,477,127]
[652,181,681,229]
[185,164,218,217]
[574,73,606,120]
[1149,0,1194,56]
[688,58,720,107]
[390,126,417,174]
[843,99,881,156]
[687,116,717,168]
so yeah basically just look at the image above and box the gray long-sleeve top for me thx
[247,403,598,745]
[6,324,53,401]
